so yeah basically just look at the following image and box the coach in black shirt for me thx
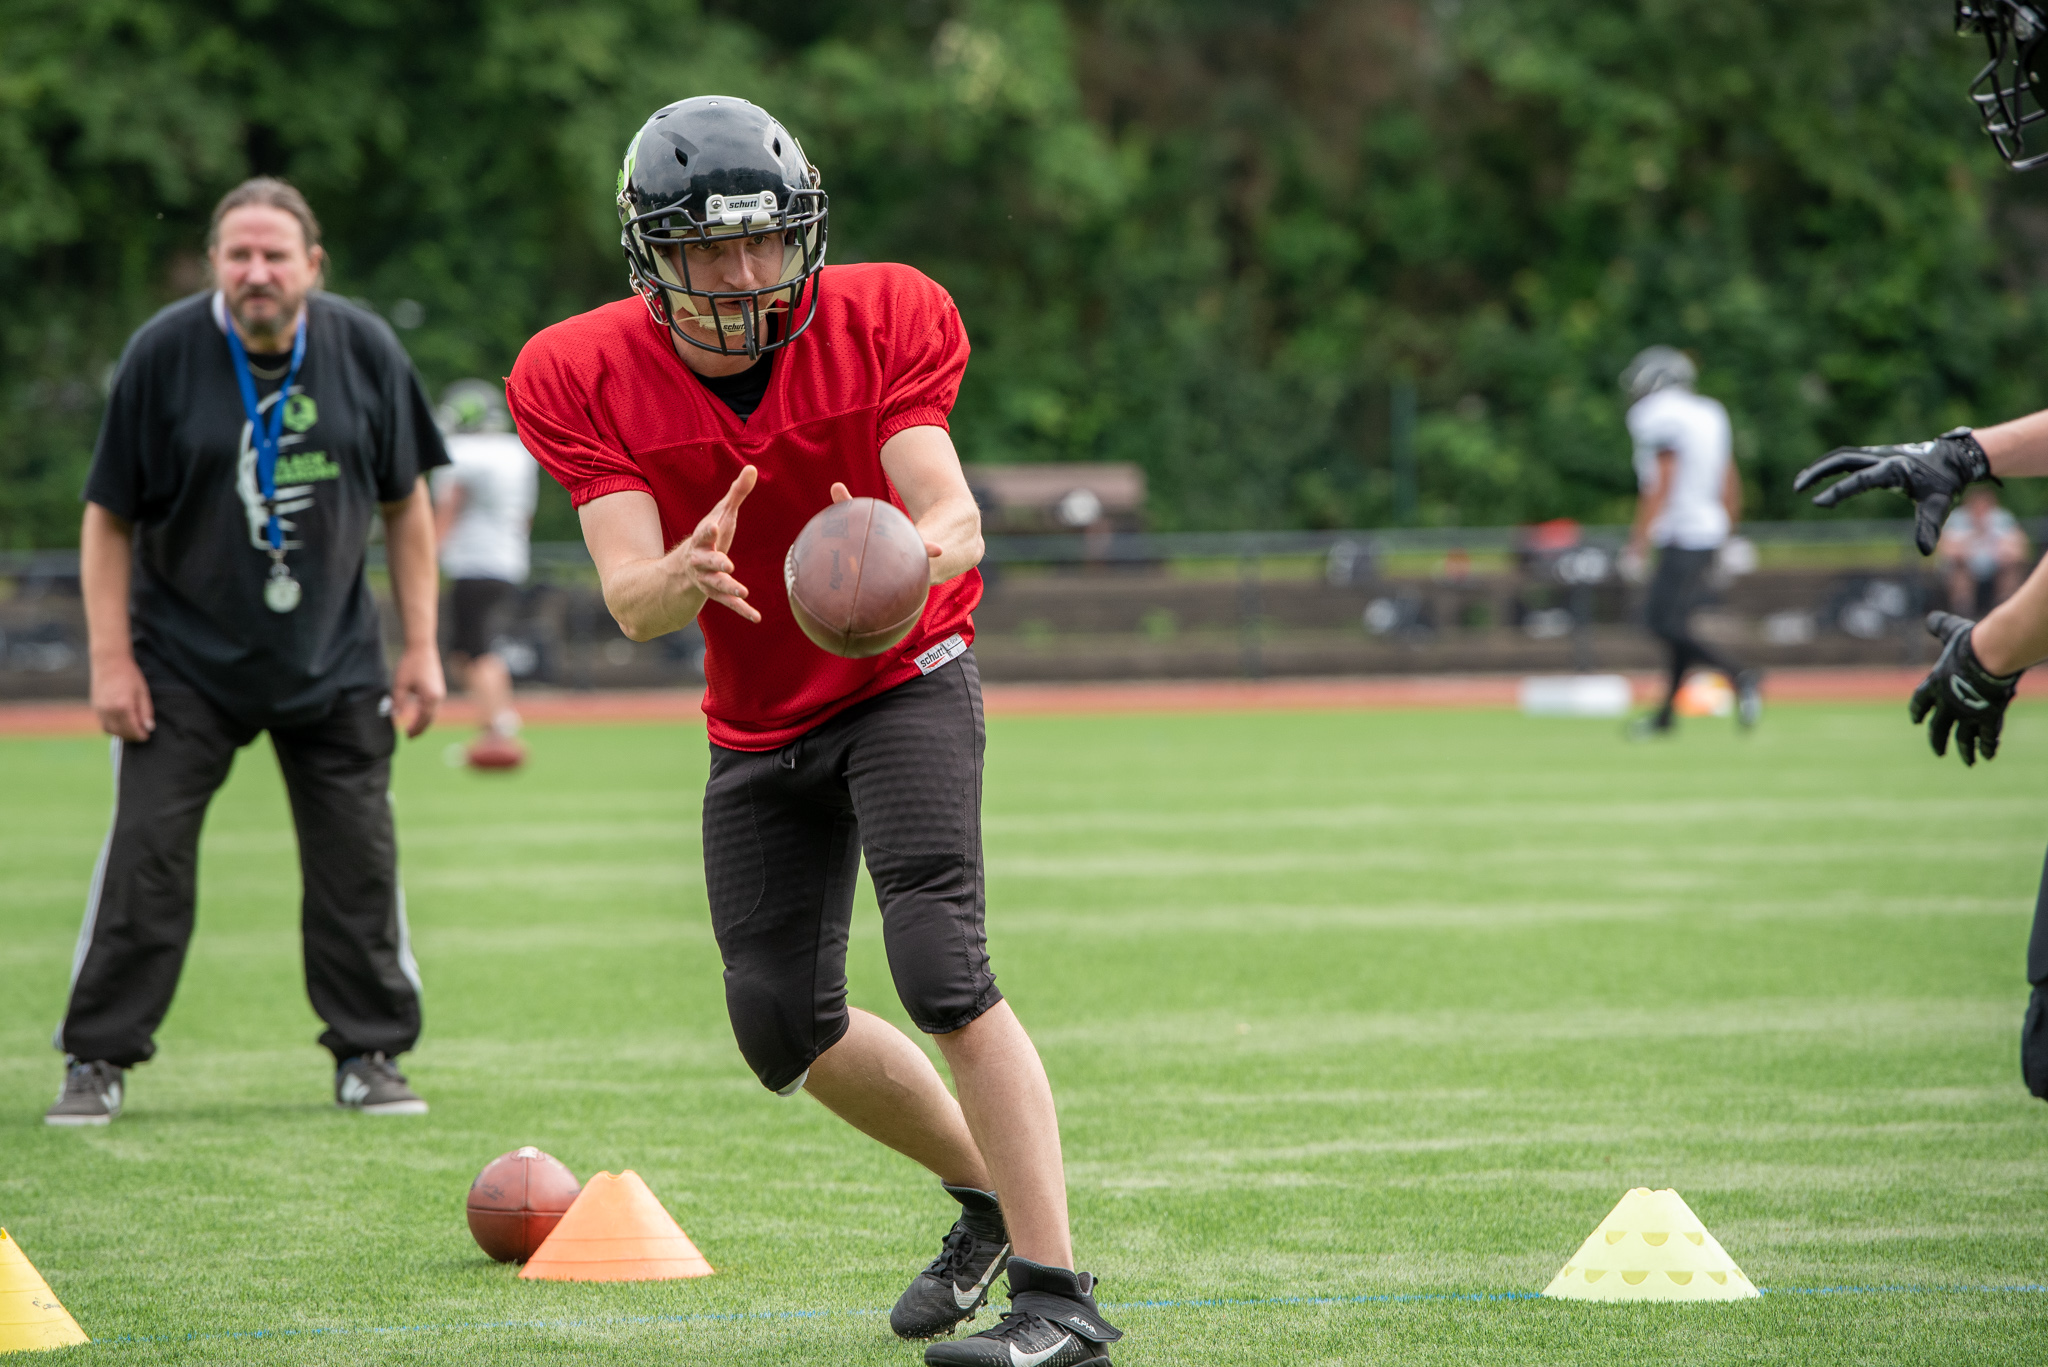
[46,178,449,1125]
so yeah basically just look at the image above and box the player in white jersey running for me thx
[1620,346,1760,735]
[431,380,538,769]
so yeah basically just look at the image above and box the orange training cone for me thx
[519,1170,714,1282]
[0,1229,89,1353]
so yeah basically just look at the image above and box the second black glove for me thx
[1910,610,2021,766]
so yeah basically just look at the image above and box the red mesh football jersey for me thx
[508,263,981,750]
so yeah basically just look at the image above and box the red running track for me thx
[0,668,1930,738]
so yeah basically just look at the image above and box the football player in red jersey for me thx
[507,98,1122,1367]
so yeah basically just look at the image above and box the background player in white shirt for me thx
[431,380,537,769]
[1620,346,1760,734]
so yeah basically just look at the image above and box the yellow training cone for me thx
[0,1229,88,1352]
[1541,1188,1759,1302]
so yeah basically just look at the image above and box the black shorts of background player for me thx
[50,177,448,1127]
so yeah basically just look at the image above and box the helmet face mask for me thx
[1959,0,2048,170]
[618,96,829,360]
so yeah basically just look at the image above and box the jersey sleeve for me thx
[82,332,160,519]
[361,312,449,501]
[507,332,653,507]
[1625,402,1678,491]
[382,364,451,501]
[877,274,970,444]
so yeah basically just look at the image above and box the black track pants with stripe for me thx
[57,681,422,1067]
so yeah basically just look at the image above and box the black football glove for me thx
[1910,611,2021,766]
[1792,427,1993,554]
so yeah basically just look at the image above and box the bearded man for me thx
[47,177,448,1125]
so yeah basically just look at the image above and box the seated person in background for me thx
[1939,486,2030,616]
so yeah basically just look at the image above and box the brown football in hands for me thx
[466,1146,582,1263]
[784,497,931,658]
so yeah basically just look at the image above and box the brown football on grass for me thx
[783,497,931,658]
[466,1146,582,1263]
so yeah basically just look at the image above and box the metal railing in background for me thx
[0,517,2006,693]
[978,517,1955,564]
[0,519,1983,580]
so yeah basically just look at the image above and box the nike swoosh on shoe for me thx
[952,1255,1005,1310]
[1008,1336,1074,1367]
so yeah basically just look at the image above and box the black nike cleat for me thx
[924,1257,1123,1367]
[892,1184,1012,1340]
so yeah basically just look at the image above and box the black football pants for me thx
[1646,546,1744,719]
[2024,847,2048,1100]
[57,680,422,1068]
[702,652,1002,1095]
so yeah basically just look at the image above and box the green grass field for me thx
[4,702,2048,1364]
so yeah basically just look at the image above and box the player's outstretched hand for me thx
[1910,611,2022,766]
[1791,429,1992,554]
[681,465,761,622]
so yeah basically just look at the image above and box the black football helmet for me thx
[1958,1,2048,170]
[617,96,829,358]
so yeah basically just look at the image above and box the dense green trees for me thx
[5,0,2047,546]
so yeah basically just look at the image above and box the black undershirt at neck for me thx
[691,353,774,421]
[244,349,293,380]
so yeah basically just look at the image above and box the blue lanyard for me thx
[224,311,308,553]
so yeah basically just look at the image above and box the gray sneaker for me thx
[45,1059,125,1126]
[334,1052,428,1115]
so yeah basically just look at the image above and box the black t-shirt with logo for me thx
[84,291,449,729]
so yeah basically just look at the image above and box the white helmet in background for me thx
[437,379,511,435]
[1619,346,1697,402]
